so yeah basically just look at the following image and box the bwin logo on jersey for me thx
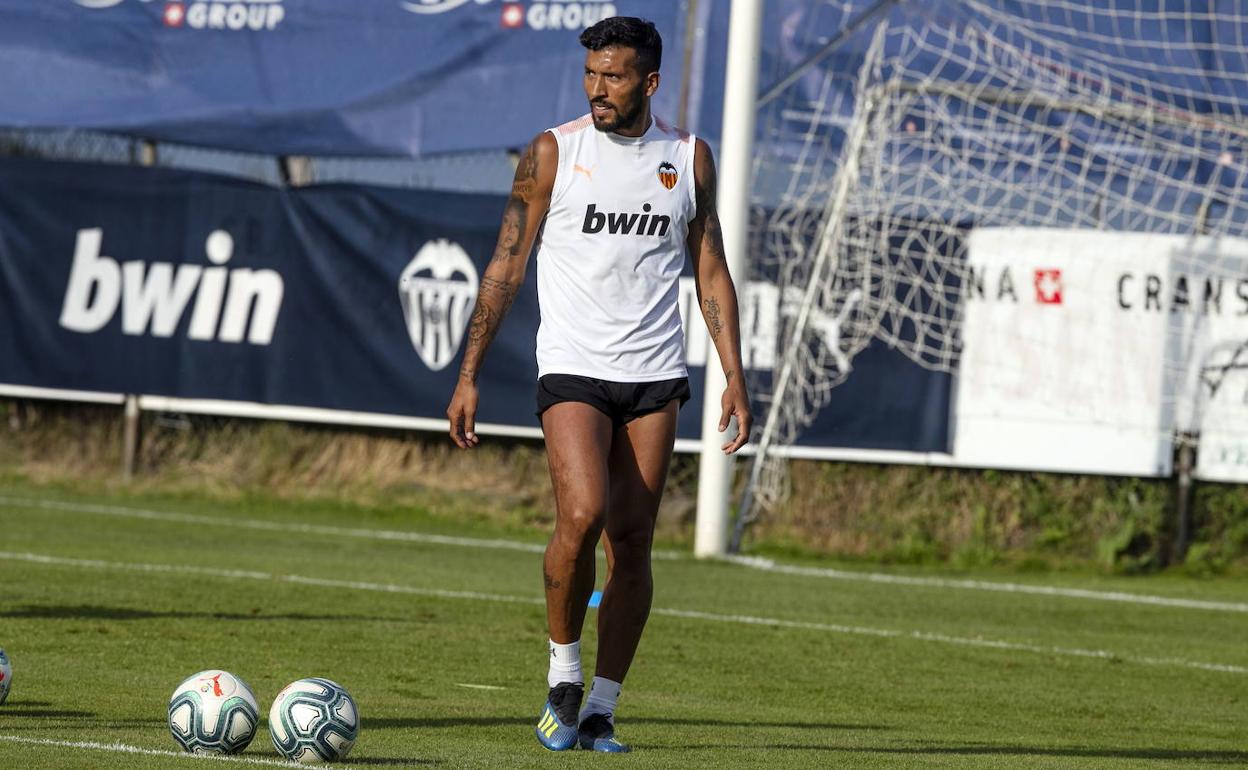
[59,229,284,344]
[399,239,479,371]
[582,203,671,237]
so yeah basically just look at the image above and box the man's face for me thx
[583,46,656,133]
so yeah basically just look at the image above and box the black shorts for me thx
[536,374,691,428]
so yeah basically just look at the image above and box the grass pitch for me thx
[0,483,1244,769]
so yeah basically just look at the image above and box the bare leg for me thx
[541,402,613,645]
[595,401,679,683]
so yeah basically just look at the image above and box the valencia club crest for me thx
[657,162,679,190]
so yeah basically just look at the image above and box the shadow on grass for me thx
[0,604,409,623]
[343,758,441,766]
[0,708,96,719]
[364,717,531,729]
[631,717,886,730]
[1,703,165,723]
[363,716,884,731]
[226,750,440,767]
[685,744,1248,763]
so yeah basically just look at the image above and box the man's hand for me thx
[446,379,481,449]
[719,380,752,454]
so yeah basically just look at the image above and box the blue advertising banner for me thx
[5,2,1248,164]
[0,156,537,426]
[0,0,690,157]
[0,157,950,452]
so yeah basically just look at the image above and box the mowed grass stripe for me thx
[2,550,1243,677]
[2,495,1241,612]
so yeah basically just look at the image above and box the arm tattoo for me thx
[460,280,515,381]
[494,200,527,262]
[480,276,519,310]
[514,142,539,200]
[467,302,499,347]
[704,297,724,341]
[458,137,547,381]
[493,141,541,263]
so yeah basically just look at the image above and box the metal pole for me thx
[280,156,313,187]
[694,0,763,559]
[676,0,701,131]
[122,395,140,481]
[1173,432,1196,564]
[137,139,157,167]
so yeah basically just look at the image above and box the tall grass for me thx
[2,399,1244,573]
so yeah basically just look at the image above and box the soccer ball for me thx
[168,670,259,754]
[269,678,359,764]
[0,648,11,705]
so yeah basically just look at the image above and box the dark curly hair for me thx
[579,16,662,75]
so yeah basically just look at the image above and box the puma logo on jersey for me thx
[573,164,595,182]
[581,203,671,237]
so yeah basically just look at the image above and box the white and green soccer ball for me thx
[0,648,11,705]
[168,670,259,755]
[269,677,359,764]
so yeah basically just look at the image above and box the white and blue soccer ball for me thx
[168,670,259,754]
[269,677,359,764]
[0,648,11,705]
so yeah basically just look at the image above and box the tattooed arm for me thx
[687,138,752,454]
[446,132,557,448]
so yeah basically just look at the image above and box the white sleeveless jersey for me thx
[534,114,696,381]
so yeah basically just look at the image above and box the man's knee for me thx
[606,525,653,568]
[552,506,605,553]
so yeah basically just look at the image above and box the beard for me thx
[590,91,645,133]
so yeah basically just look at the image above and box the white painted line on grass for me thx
[455,683,506,691]
[281,574,543,606]
[2,551,272,580]
[723,555,1248,614]
[2,495,1238,609]
[653,608,1247,675]
[0,551,542,607]
[0,494,682,561]
[0,734,303,767]
[1,550,1243,677]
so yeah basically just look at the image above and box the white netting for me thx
[744,0,1248,522]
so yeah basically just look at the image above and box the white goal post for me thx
[703,1,1248,553]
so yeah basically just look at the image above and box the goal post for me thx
[694,0,763,559]
[732,1,1248,549]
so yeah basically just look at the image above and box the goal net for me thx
[741,0,1248,537]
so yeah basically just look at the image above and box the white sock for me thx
[547,639,583,688]
[579,676,622,724]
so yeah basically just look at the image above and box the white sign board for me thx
[957,228,1248,481]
